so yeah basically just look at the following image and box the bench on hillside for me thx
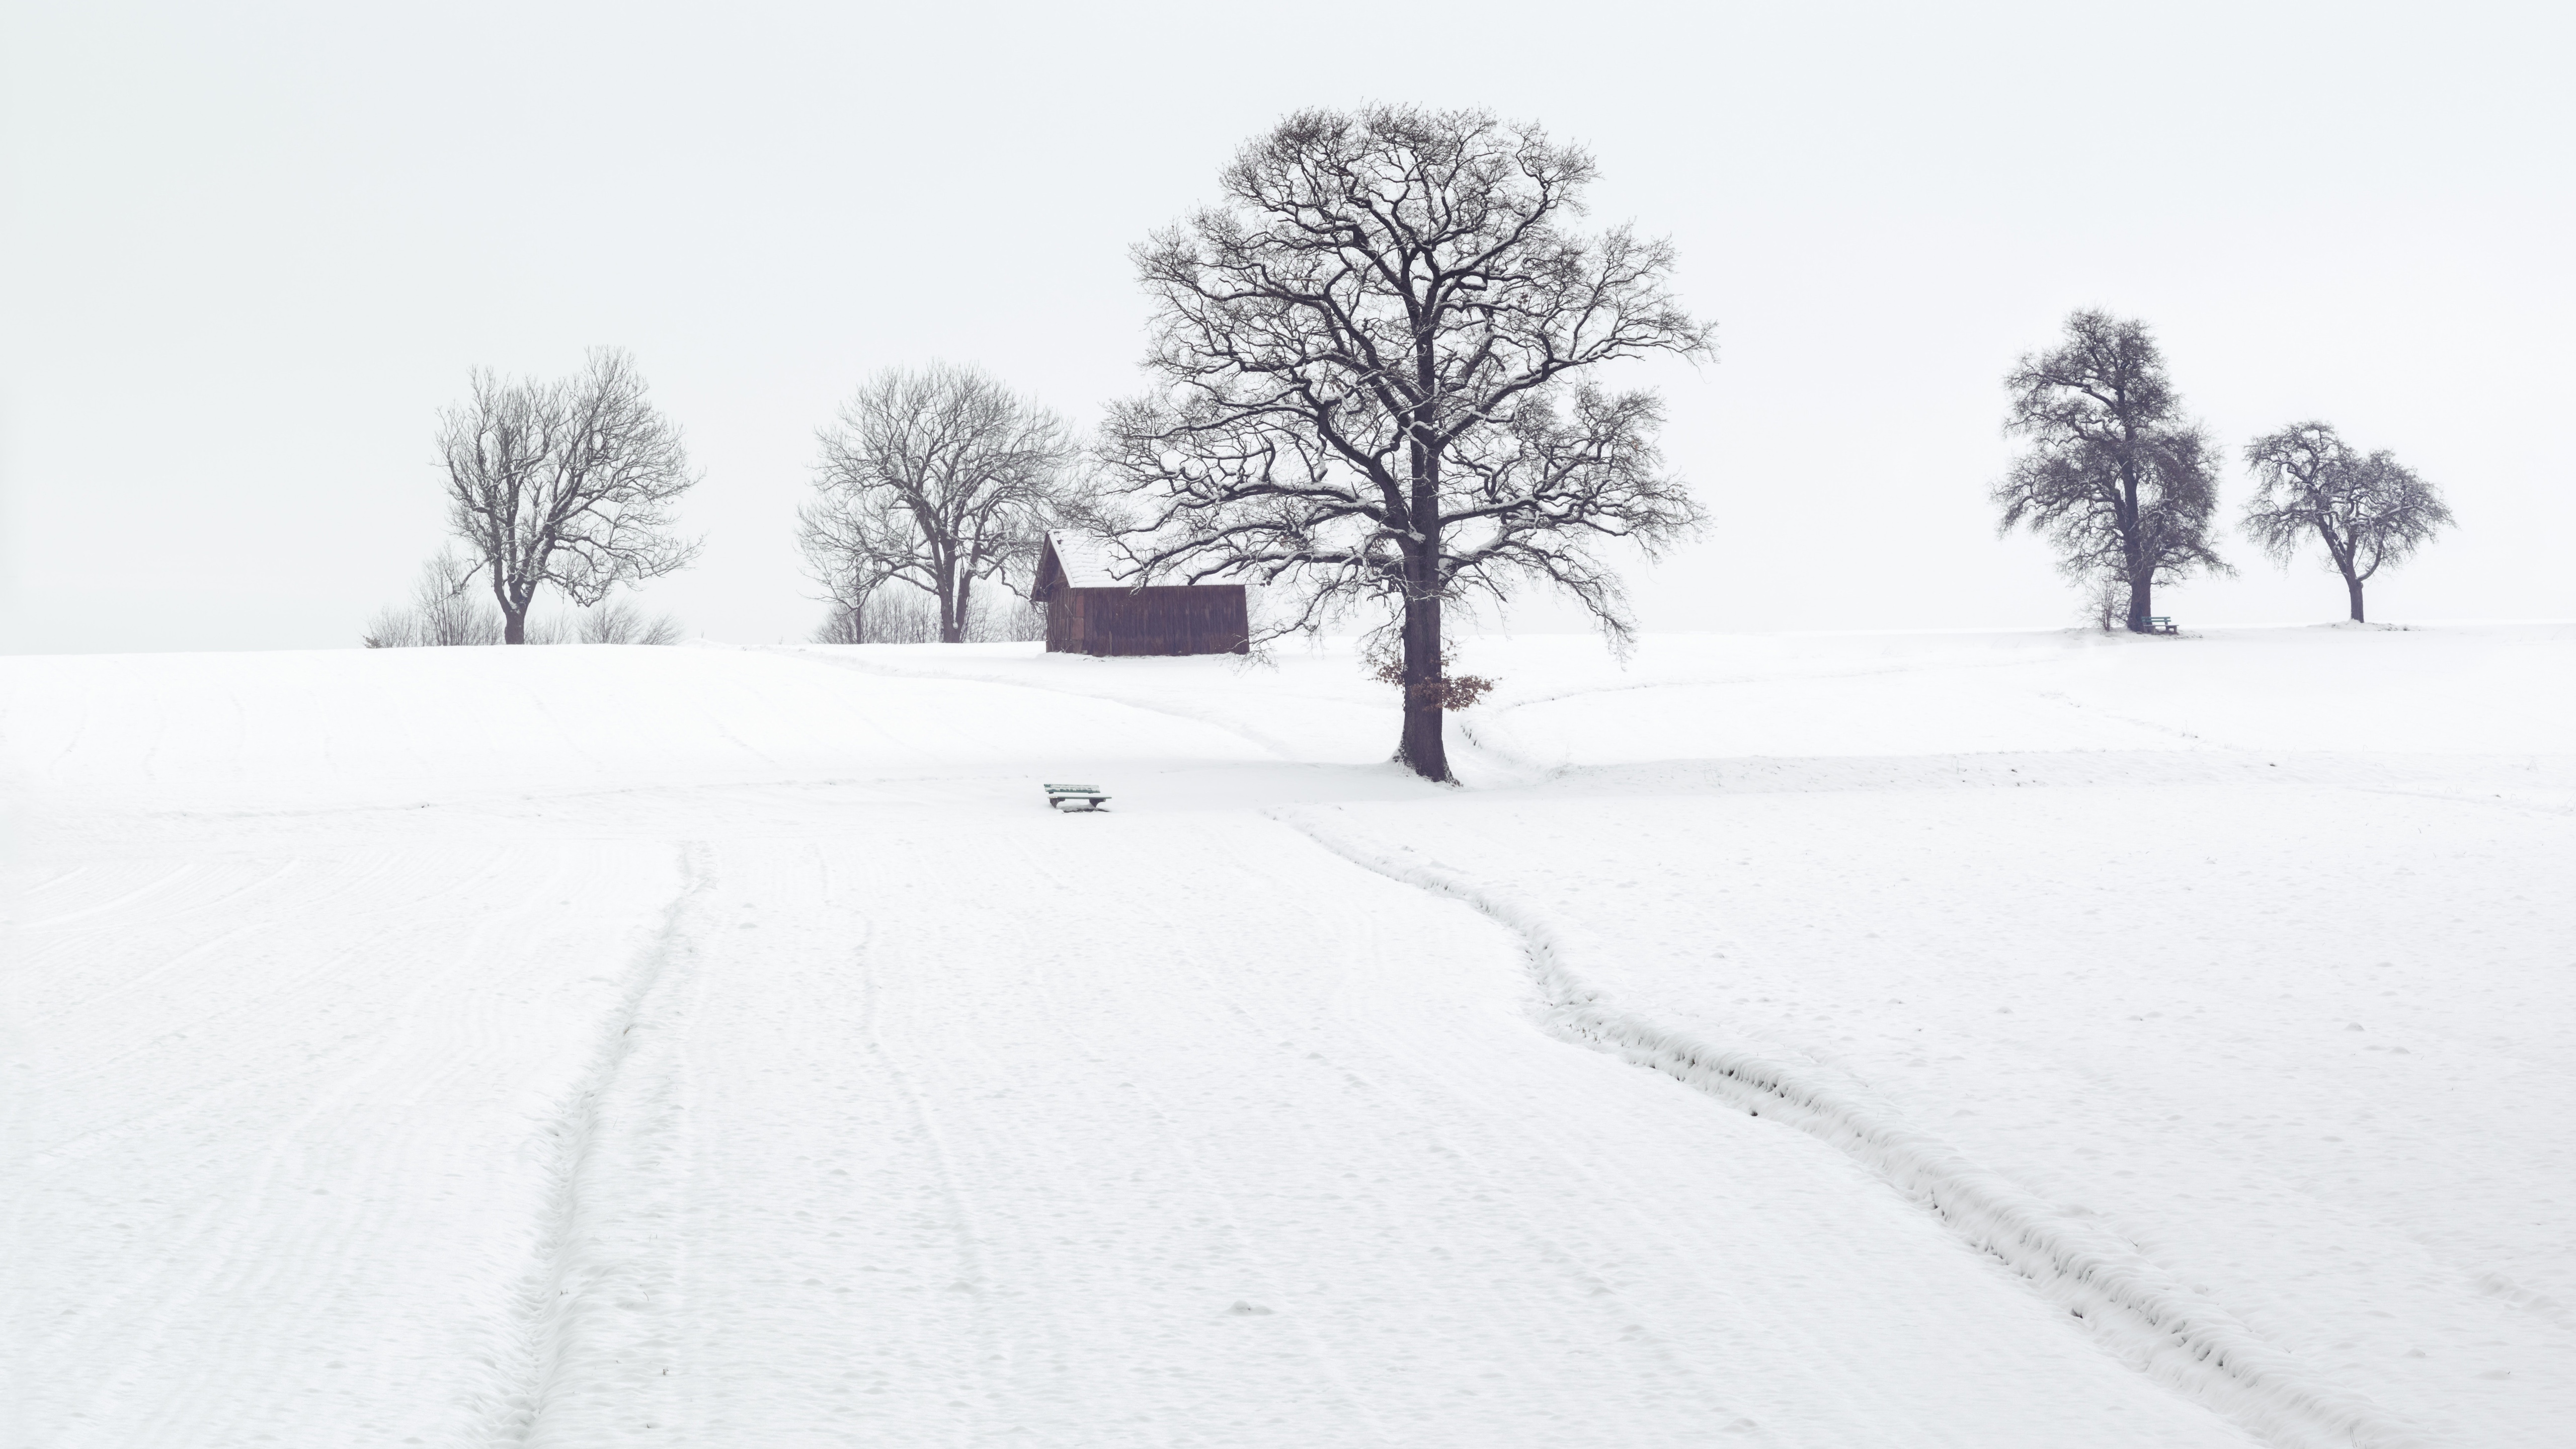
[1044,782,1111,812]
[2147,616,2179,635]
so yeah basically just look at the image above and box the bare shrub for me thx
[810,606,866,645]
[2086,574,2128,633]
[362,551,504,648]
[578,598,684,645]
[969,594,1046,643]
[811,587,1041,645]
[810,590,940,644]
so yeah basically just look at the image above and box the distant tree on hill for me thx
[440,348,700,645]
[363,553,683,648]
[2241,422,2451,623]
[1091,105,1711,781]
[1994,311,2230,632]
[798,364,1071,645]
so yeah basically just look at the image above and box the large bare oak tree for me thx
[1094,105,1711,781]
[1994,311,2229,632]
[440,348,699,643]
[798,364,1071,644]
[2241,422,2451,623]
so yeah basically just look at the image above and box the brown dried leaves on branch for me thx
[1365,641,1495,710]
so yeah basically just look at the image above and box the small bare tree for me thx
[1092,106,1712,781]
[441,348,700,644]
[796,481,916,643]
[2241,422,2451,623]
[807,590,937,645]
[1995,311,2230,632]
[361,550,504,647]
[809,590,1036,645]
[577,598,685,645]
[799,364,1071,644]
[810,604,870,645]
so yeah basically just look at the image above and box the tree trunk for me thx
[2346,571,2366,624]
[2125,570,2153,634]
[493,574,529,645]
[936,558,964,644]
[1395,588,1450,782]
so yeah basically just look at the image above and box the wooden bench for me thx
[1044,782,1111,811]
[2147,616,2179,635]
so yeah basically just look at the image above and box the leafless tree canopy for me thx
[798,364,1071,645]
[2241,422,2451,623]
[1091,105,1712,780]
[1994,311,2230,633]
[440,348,700,644]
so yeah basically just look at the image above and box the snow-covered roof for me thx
[1043,529,1123,590]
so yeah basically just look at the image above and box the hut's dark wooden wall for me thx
[1046,585,1250,657]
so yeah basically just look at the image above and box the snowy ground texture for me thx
[6,622,2570,1448]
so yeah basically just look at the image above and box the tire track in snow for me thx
[489,841,714,1447]
[1275,808,2429,1449]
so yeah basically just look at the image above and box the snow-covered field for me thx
[6,624,2569,1447]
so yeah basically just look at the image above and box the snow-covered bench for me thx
[2147,616,2179,635]
[1044,782,1110,811]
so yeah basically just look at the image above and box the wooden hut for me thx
[1031,530,1250,657]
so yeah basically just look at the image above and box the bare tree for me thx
[2241,422,2451,623]
[1994,311,2230,632]
[800,364,1071,644]
[807,590,935,645]
[808,589,1038,646]
[361,549,504,647]
[577,597,685,645]
[1091,106,1711,781]
[441,348,700,644]
[795,481,915,643]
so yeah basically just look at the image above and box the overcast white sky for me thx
[3,0,2568,654]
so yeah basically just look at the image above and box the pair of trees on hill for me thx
[1994,312,2453,629]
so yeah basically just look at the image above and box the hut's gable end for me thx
[1037,530,1119,602]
